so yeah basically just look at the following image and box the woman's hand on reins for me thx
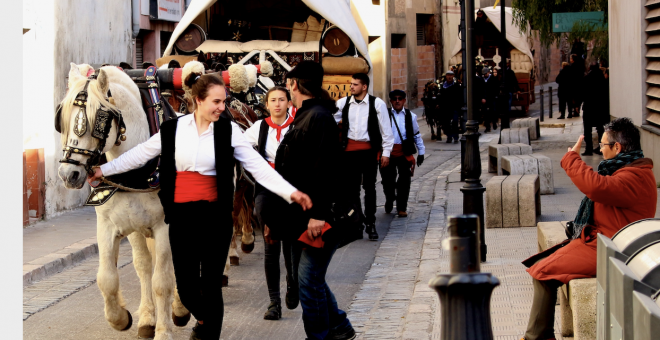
[87,167,104,186]
[291,191,312,210]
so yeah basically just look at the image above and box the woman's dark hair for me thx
[265,86,291,103]
[184,72,225,112]
[604,117,641,153]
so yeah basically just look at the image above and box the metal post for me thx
[460,0,487,263]
[499,3,509,129]
[549,87,553,118]
[459,0,468,182]
[429,215,500,340]
[460,136,466,181]
[540,88,544,122]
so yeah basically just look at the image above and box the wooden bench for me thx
[486,175,540,228]
[537,221,598,340]
[499,127,531,145]
[488,143,533,175]
[501,153,555,194]
[512,117,541,140]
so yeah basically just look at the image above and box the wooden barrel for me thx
[174,24,206,54]
[322,26,352,57]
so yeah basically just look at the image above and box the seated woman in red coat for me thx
[521,117,657,340]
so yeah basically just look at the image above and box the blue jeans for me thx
[295,239,353,339]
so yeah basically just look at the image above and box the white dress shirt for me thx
[334,94,394,157]
[100,113,296,203]
[389,108,425,155]
[243,118,291,163]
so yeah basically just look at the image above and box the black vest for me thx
[157,116,236,224]
[341,95,382,150]
[389,108,418,155]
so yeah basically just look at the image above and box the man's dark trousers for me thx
[380,156,411,212]
[342,148,379,224]
[293,238,353,340]
[583,122,604,153]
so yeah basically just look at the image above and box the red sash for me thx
[174,171,217,203]
[298,222,333,248]
[345,139,372,152]
[265,115,294,142]
[379,144,416,176]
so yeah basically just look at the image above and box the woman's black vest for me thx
[157,116,235,224]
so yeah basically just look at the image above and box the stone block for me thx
[512,117,541,140]
[537,221,568,252]
[488,145,510,174]
[502,175,522,228]
[486,176,507,228]
[559,288,574,337]
[568,278,598,340]
[510,128,521,143]
[518,175,540,227]
[501,155,524,175]
[531,154,555,194]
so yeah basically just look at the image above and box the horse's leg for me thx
[127,233,156,338]
[151,223,175,340]
[171,285,191,327]
[240,196,255,254]
[229,228,240,265]
[147,238,191,328]
[96,225,132,331]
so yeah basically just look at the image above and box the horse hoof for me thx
[241,242,255,254]
[222,275,229,287]
[121,309,133,331]
[172,311,191,327]
[138,325,155,338]
[230,256,239,266]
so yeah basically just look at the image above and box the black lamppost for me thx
[499,3,510,129]
[459,0,487,262]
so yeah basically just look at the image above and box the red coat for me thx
[526,152,656,283]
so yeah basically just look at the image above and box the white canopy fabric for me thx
[451,6,533,61]
[163,0,372,75]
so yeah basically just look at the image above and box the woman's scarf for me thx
[571,150,645,239]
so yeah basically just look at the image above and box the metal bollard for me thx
[429,215,500,340]
[549,87,553,119]
[539,88,544,122]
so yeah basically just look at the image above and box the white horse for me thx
[57,63,190,340]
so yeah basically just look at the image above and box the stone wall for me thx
[392,48,408,93]
[417,45,436,105]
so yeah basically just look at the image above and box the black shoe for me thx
[446,138,453,143]
[567,114,573,119]
[431,134,436,140]
[365,223,378,240]
[385,200,393,214]
[190,321,205,340]
[593,149,603,155]
[263,301,282,320]
[284,277,299,310]
[453,139,459,144]
[581,152,593,156]
[326,326,357,340]
[557,115,565,119]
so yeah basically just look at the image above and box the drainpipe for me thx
[132,0,140,39]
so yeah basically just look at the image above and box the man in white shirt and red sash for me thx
[382,89,425,217]
[334,73,395,240]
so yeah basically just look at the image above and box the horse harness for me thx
[55,71,127,177]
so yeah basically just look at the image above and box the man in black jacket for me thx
[480,67,500,132]
[272,61,356,340]
[440,71,463,143]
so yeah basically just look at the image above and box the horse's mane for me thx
[59,77,117,145]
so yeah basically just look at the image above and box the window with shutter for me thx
[417,24,425,46]
[646,1,660,125]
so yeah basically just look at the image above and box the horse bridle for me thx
[55,72,127,175]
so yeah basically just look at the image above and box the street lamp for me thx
[459,0,487,262]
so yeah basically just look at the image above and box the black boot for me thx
[284,276,299,310]
[385,199,394,214]
[190,321,205,340]
[365,223,378,240]
[326,326,357,340]
[263,301,282,320]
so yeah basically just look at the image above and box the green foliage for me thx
[511,0,608,60]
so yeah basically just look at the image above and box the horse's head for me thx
[56,63,127,189]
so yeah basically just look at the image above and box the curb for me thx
[23,237,128,287]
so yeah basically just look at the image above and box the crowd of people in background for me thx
[556,53,611,156]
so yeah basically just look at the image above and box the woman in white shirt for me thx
[244,87,297,320]
[88,74,311,340]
